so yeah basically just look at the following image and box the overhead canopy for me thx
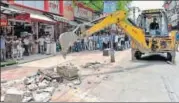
[1,6,26,15]
[30,13,55,23]
[53,15,78,26]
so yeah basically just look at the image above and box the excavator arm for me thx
[59,10,151,58]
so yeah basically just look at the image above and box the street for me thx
[1,49,179,102]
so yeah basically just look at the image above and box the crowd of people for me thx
[69,31,130,52]
[1,27,131,62]
[0,31,55,62]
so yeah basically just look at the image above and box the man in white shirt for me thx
[45,35,51,55]
[88,36,93,50]
[84,37,88,50]
[115,35,119,50]
[23,36,30,56]
[38,36,45,54]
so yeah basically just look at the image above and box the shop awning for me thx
[1,6,26,15]
[30,13,55,23]
[52,15,78,26]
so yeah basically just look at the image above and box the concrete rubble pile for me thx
[81,61,101,69]
[1,64,80,102]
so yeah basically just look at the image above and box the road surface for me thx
[1,49,179,102]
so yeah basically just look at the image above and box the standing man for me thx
[0,35,6,61]
[115,34,119,50]
[176,31,179,51]
[38,36,45,54]
[45,35,51,55]
[124,35,129,49]
[84,37,88,50]
[23,36,30,56]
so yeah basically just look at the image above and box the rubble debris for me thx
[1,64,82,102]
[38,80,50,89]
[4,88,24,102]
[72,79,81,85]
[27,83,38,91]
[1,79,7,84]
[57,64,79,80]
[103,75,109,80]
[81,61,101,69]
[50,80,59,88]
[43,87,55,94]
[22,96,33,102]
[33,92,51,102]
[1,96,5,102]
[23,91,32,97]
[67,83,73,88]
[87,81,91,84]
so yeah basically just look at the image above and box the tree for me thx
[79,0,132,13]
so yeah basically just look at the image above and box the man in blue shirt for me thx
[0,35,6,61]
[176,31,179,51]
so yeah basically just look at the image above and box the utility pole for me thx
[110,24,116,63]
[128,6,140,23]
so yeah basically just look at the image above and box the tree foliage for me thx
[79,0,132,12]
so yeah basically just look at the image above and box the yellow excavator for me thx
[59,9,177,63]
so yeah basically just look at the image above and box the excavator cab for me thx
[137,9,169,37]
[132,9,176,63]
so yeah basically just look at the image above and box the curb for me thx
[1,53,61,68]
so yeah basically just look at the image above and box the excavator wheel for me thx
[131,49,142,61]
[135,51,142,60]
[167,52,176,64]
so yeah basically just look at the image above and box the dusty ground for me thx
[1,49,179,102]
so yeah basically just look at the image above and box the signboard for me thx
[74,6,92,21]
[48,1,59,14]
[15,13,31,22]
[0,14,8,26]
[63,1,74,20]
[14,0,44,11]
[103,1,116,13]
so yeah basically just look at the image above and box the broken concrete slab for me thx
[38,80,50,89]
[72,79,81,85]
[33,92,51,102]
[24,78,35,85]
[50,80,59,88]
[27,83,38,91]
[4,88,24,102]
[23,91,32,97]
[1,96,5,102]
[43,87,55,94]
[22,96,33,102]
[1,79,7,84]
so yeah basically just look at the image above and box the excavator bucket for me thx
[59,31,78,59]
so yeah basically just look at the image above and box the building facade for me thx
[163,0,179,27]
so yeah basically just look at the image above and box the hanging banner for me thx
[63,1,74,20]
[103,1,117,13]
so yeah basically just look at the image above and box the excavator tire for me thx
[167,52,176,64]
[135,51,142,60]
[131,49,141,60]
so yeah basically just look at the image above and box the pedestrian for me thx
[45,35,51,55]
[0,35,6,61]
[5,37,12,59]
[124,35,129,49]
[176,31,179,51]
[38,36,45,54]
[23,36,30,56]
[84,37,88,50]
[12,36,18,59]
[89,36,93,50]
[17,37,24,60]
[115,34,119,50]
